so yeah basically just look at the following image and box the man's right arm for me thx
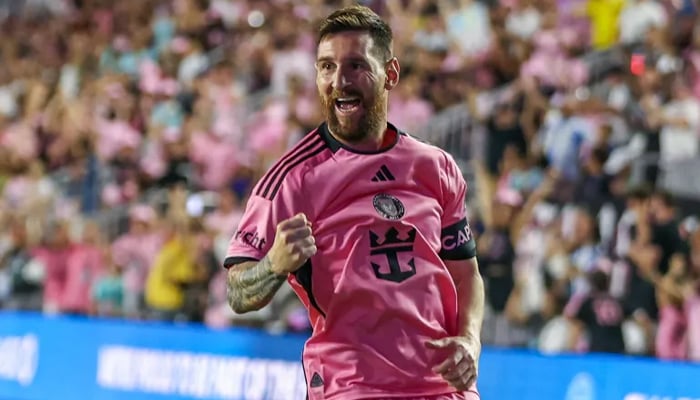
[226,213,317,314]
[226,257,287,314]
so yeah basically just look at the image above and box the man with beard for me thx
[224,5,483,400]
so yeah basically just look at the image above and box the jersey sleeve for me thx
[438,153,477,260]
[223,174,302,268]
[564,293,590,322]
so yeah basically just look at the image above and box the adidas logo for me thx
[371,165,395,182]
[310,372,324,388]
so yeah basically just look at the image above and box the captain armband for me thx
[438,218,477,260]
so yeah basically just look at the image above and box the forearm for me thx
[453,260,485,344]
[568,321,583,351]
[461,272,485,342]
[504,287,527,324]
[634,216,652,246]
[226,256,287,313]
[662,115,690,129]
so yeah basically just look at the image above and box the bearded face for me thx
[316,31,391,143]
[319,84,385,143]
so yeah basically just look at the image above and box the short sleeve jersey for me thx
[225,122,476,399]
[566,292,630,354]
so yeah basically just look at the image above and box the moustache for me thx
[329,90,363,101]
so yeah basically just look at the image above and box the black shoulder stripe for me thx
[254,132,322,197]
[255,136,323,197]
[266,144,329,200]
[223,256,259,268]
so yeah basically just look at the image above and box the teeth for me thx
[336,97,359,102]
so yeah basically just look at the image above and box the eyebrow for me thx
[315,56,370,64]
[316,56,334,64]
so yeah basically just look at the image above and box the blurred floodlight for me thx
[247,10,265,28]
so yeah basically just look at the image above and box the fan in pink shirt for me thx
[225,6,483,400]
[111,204,164,317]
[32,221,75,314]
[653,254,689,360]
[189,127,240,191]
[388,73,434,135]
[687,285,700,362]
[60,222,108,314]
[0,121,39,162]
[520,29,588,90]
[93,115,142,162]
[688,230,700,361]
[204,187,244,239]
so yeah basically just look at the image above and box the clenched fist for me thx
[268,213,317,275]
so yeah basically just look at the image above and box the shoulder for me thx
[251,127,333,201]
[397,129,465,186]
[398,129,455,167]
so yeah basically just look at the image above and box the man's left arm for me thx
[437,153,484,344]
[425,153,484,392]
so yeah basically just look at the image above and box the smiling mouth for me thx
[334,97,362,114]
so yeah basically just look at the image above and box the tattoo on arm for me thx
[227,256,287,313]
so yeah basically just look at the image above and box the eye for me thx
[351,62,364,70]
[319,62,334,71]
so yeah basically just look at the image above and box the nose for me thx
[331,66,351,91]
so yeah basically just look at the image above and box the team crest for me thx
[373,194,405,220]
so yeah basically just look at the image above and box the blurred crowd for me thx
[0,0,699,361]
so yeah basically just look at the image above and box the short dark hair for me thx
[626,185,652,201]
[590,146,609,165]
[317,5,393,61]
[652,189,675,208]
[588,270,610,292]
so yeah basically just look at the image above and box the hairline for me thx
[317,30,392,63]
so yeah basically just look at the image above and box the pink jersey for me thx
[226,123,478,400]
[687,295,700,362]
[655,305,687,360]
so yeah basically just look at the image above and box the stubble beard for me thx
[321,87,386,143]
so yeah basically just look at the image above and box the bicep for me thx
[440,153,468,226]
[439,153,477,260]
[444,257,480,285]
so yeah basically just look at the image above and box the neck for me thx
[329,119,390,152]
[657,211,674,223]
[331,133,383,152]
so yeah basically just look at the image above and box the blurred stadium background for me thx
[0,0,699,399]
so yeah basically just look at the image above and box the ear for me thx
[384,57,400,90]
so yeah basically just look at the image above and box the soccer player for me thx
[225,5,483,400]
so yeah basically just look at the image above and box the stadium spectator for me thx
[0,217,43,311]
[111,204,164,318]
[565,269,632,354]
[60,221,107,315]
[91,251,125,318]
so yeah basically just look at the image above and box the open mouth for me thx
[334,97,362,114]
